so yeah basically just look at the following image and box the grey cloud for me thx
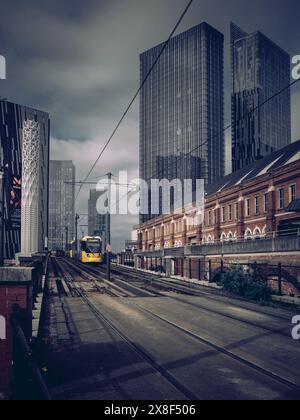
[0,0,299,248]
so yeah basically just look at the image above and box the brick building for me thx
[139,141,300,251]
[137,141,300,293]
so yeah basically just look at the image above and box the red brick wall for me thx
[207,255,300,296]
[0,285,29,400]
[139,160,300,250]
[267,277,300,296]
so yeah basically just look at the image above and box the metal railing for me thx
[187,236,300,256]
[137,230,300,257]
[132,258,300,296]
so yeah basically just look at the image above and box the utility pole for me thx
[106,173,112,281]
[75,213,80,260]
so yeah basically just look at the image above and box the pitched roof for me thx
[206,140,300,197]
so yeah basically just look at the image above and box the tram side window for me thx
[81,242,87,251]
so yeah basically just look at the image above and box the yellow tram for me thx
[70,236,103,264]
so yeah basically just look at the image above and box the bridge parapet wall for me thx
[135,237,300,296]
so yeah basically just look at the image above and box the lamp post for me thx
[75,213,80,260]
[106,173,112,281]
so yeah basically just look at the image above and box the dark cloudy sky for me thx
[0,0,299,251]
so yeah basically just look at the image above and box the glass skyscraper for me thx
[140,22,224,223]
[49,161,75,251]
[231,23,291,172]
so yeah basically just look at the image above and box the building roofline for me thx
[0,99,50,117]
[140,21,224,57]
[232,27,290,58]
[207,140,300,197]
[139,140,300,229]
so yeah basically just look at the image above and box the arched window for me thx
[228,232,234,242]
[207,235,214,244]
[253,227,261,240]
[221,232,227,242]
[245,229,252,240]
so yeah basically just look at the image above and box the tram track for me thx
[53,257,198,400]
[62,257,158,298]
[111,264,296,321]
[117,299,300,395]
[55,257,300,398]
[70,259,294,338]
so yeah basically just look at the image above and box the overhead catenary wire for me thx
[83,173,120,182]
[66,181,137,187]
[76,77,299,253]
[75,0,195,202]
[75,0,300,216]
[76,172,123,183]
[155,77,300,181]
[106,77,300,213]
[189,78,300,159]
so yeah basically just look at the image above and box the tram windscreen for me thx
[86,240,101,253]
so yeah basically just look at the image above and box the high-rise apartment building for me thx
[231,22,291,172]
[49,161,75,251]
[0,100,50,260]
[140,22,224,223]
